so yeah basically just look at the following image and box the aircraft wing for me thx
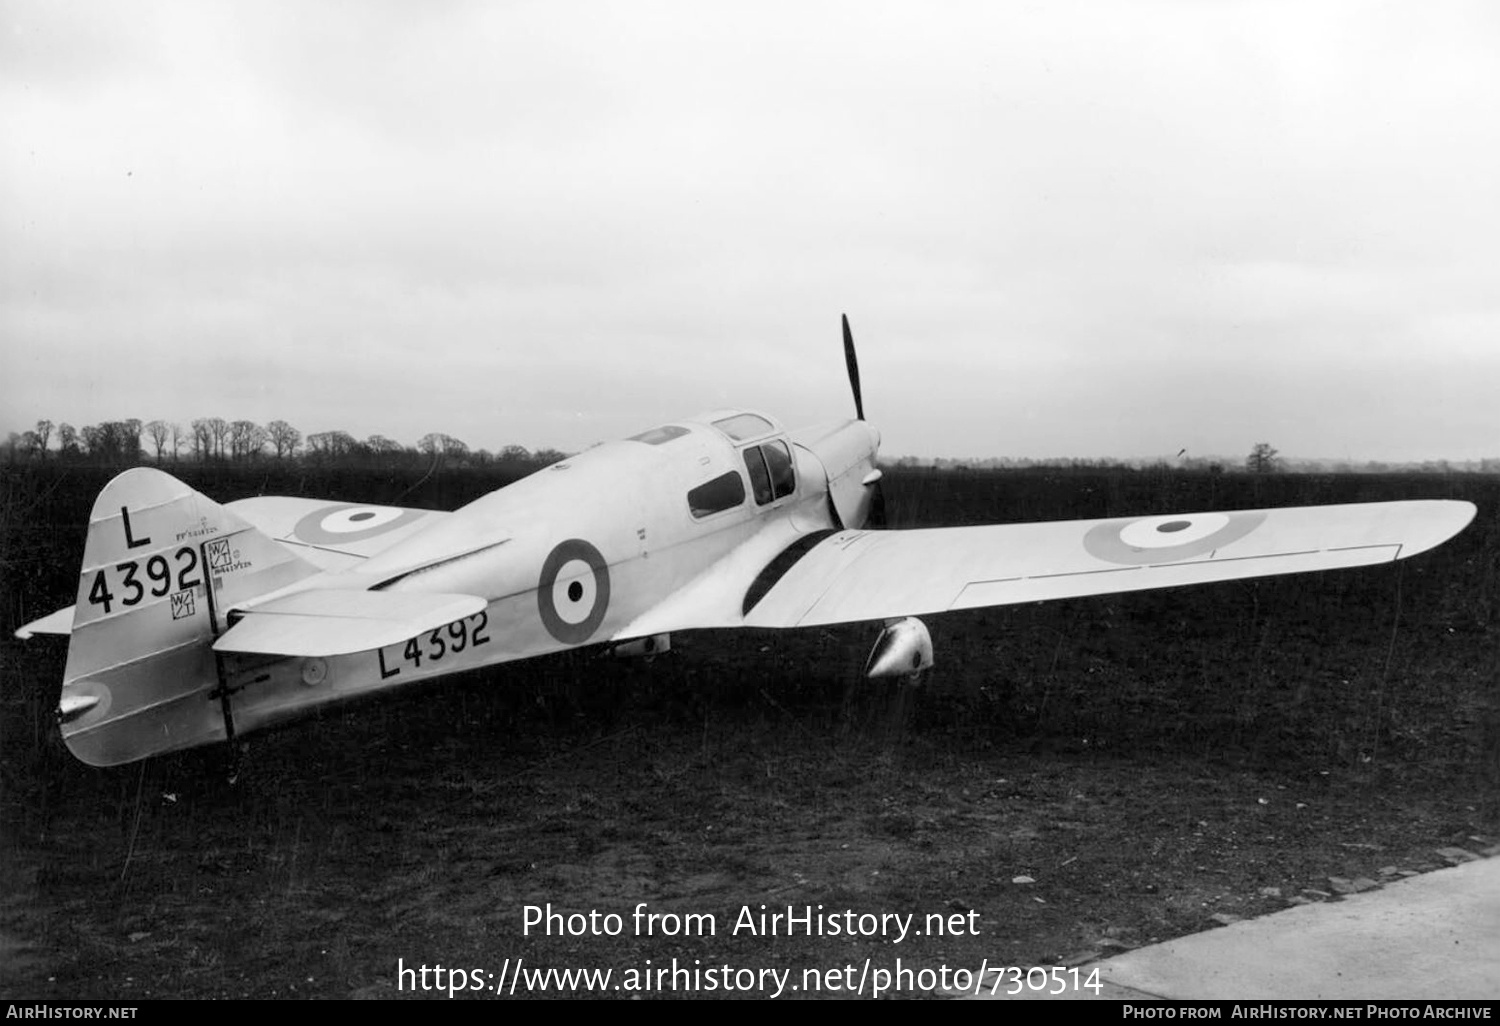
[740,500,1475,628]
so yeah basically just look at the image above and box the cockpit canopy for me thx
[626,424,691,446]
[626,410,796,521]
[709,412,777,442]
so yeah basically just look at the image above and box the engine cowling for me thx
[864,617,933,678]
[790,419,882,530]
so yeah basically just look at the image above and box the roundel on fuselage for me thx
[1083,511,1268,565]
[537,539,611,644]
[292,504,429,545]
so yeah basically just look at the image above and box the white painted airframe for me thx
[15,318,1477,767]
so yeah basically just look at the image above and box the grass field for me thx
[2,462,1496,998]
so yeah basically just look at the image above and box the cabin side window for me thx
[687,471,746,519]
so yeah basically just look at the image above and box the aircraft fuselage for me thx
[215,409,879,742]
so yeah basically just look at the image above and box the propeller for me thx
[841,314,886,528]
[842,313,864,421]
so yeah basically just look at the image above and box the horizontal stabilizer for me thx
[214,589,488,657]
[226,495,449,569]
[15,605,75,639]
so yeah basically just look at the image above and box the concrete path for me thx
[966,855,1500,1000]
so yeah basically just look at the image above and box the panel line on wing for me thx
[372,539,512,590]
[1026,566,1145,581]
[272,539,375,557]
[1146,548,1351,569]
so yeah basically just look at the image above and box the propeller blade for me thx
[843,313,885,528]
[842,313,864,421]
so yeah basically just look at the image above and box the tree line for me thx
[2,418,569,470]
[7,419,1496,475]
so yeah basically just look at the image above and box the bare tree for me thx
[33,419,53,458]
[75,421,141,464]
[229,420,267,461]
[418,433,469,461]
[1246,442,1279,474]
[145,420,173,461]
[190,419,212,461]
[206,417,229,460]
[305,430,357,461]
[55,423,79,459]
[170,421,185,462]
[188,417,232,460]
[122,419,142,460]
[364,434,403,465]
[266,419,301,459]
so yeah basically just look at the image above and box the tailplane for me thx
[59,468,321,767]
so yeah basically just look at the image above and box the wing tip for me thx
[1396,499,1478,559]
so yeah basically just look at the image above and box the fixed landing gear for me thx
[864,617,933,682]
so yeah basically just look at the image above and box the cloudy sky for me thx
[3,0,1498,462]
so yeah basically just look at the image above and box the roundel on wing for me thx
[537,539,611,644]
[1083,510,1267,565]
[292,504,428,546]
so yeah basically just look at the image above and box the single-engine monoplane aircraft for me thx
[16,318,1476,767]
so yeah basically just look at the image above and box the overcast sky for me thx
[3,1,1498,462]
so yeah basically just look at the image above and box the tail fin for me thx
[61,468,320,767]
